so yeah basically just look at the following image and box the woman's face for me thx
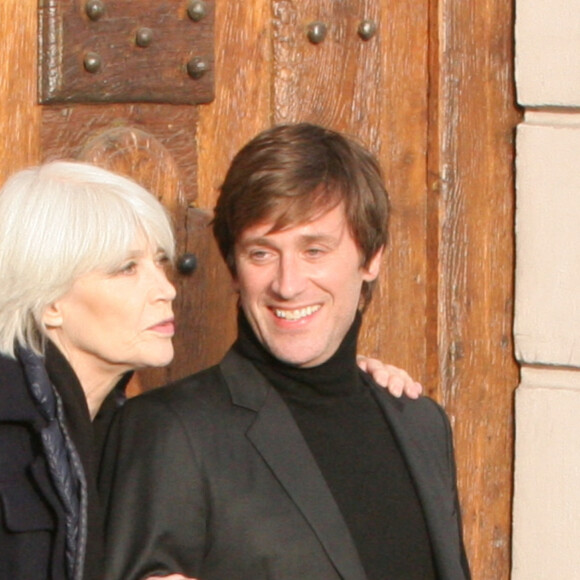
[43,238,176,386]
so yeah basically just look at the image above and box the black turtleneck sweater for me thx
[234,312,436,580]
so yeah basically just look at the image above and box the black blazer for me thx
[100,349,470,580]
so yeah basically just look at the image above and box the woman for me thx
[0,160,419,580]
[0,161,176,580]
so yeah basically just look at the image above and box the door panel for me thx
[432,1,521,572]
[0,1,520,577]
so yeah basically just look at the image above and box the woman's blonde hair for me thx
[0,161,175,357]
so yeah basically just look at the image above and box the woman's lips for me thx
[148,320,175,335]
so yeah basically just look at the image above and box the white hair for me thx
[0,160,175,357]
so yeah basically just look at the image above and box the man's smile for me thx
[272,305,321,321]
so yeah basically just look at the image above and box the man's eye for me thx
[249,250,270,261]
[305,248,324,257]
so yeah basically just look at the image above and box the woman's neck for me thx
[46,337,127,419]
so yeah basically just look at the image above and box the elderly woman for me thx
[0,160,419,580]
[0,161,176,580]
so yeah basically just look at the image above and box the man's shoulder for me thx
[368,377,451,431]
[122,363,229,415]
[391,389,446,417]
[113,357,262,447]
[369,382,455,467]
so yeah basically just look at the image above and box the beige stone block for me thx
[516,0,580,106]
[512,369,580,580]
[514,121,580,366]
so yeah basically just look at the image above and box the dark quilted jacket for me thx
[0,343,128,580]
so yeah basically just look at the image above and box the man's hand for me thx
[356,355,423,399]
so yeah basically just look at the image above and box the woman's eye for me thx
[118,261,137,275]
[156,253,171,268]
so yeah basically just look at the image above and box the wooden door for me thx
[1,1,520,577]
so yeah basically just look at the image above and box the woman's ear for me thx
[41,302,64,328]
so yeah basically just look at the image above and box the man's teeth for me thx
[274,305,321,321]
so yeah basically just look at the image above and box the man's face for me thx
[233,203,383,367]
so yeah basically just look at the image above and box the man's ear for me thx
[362,246,385,282]
[229,259,242,293]
[41,302,64,329]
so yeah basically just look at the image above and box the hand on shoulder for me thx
[357,355,423,399]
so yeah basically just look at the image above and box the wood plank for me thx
[430,0,522,577]
[0,0,40,182]
[197,0,273,209]
[367,0,430,384]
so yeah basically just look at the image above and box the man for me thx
[100,123,470,579]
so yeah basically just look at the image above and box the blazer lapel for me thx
[371,382,468,579]
[220,350,367,580]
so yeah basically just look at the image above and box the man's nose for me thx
[270,254,307,299]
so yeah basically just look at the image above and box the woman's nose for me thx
[151,266,177,302]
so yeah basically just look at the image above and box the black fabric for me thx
[100,345,470,580]
[45,342,131,580]
[0,343,129,580]
[0,350,69,580]
[234,311,437,580]
[20,346,85,580]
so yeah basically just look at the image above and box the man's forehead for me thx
[237,204,349,243]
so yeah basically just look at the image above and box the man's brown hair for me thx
[212,123,389,308]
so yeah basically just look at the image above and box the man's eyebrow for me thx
[299,233,339,245]
[237,236,277,249]
[238,232,340,248]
